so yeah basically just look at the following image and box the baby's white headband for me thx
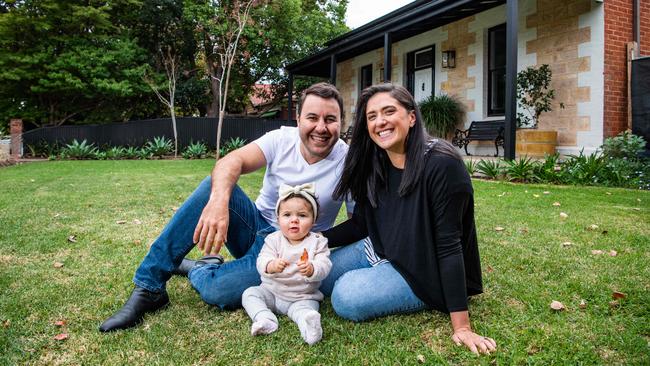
[275,182,318,218]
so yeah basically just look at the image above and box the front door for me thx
[407,45,435,103]
[414,68,432,103]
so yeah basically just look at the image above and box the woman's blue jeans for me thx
[321,241,429,322]
[133,176,274,310]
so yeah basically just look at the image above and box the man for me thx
[99,83,353,332]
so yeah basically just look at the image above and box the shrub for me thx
[601,131,646,160]
[60,139,98,160]
[516,64,564,128]
[533,153,562,184]
[418,94,465,138]
[106,146,127,160]
[146,136,173,158]
[504,156,538,183]
[464,159,477,176]
[182,141,208,159]
[122,146,140,159]
[26,140,62,158]
[559,150,607,186]
[137,147,153,160]
[476,159,503,179]
[220,137,247,157]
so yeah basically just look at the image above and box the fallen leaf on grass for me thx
[497,192,506,197]
[550,300,565,311]
[543,191,550,195]
[609,300,619,308]
[2,320,9,328]
[133,219,142,225]
[606,192,612,195]
[637,198,641,202]
[133,239,142,245]
[533,194,540,198]
[559,212,568,219]
[487,265,494,273]
[519,228,529,234]
[67,235,77,243]
[116,220,127,224]
[561,242,572,247]
[552,202,561,207]
[494,226,505,232]
[53,213,61,218]
[54,320,66,327]
[416,354,426,363]
[30,179,35,183]
[587,224,599,231]
[591,250,604,255]
[53,262,64,268]
[53,333,68,341]
[632,208,641,211]
[609,250,617,257]
[579,300,587,309]
[612,291,626,299]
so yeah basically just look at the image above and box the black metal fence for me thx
[22,117,297,149]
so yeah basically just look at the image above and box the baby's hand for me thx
[266,258,288,274]
[297,260,314,277]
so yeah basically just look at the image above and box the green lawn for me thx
[1,160,649,365]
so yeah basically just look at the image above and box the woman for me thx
[321,83,496,355]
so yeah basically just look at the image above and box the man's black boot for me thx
[171,254,225,277]
[99,287,169,332]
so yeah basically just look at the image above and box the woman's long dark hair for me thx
[333,84,429,207]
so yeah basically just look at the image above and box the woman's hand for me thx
[451,328,497,355]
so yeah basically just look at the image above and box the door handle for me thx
[421,83,425,91]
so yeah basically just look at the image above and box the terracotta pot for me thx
[516,129,557,157]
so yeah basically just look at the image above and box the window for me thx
[488,24,506,116]
[360,64,372,93]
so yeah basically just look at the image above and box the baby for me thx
[241,182,331,345]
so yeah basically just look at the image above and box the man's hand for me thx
[297,260,314,277]
[266,258,289,274]
[193,199,229,256]
[451,328,497,355]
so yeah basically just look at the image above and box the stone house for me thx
[286,0,649,157]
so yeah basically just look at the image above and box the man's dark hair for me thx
[298,82,345,122]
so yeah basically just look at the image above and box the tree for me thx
[0,0,151,128]
[144,48,180,157]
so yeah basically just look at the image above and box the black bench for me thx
[340,125,353,142]
[452,120,505,156]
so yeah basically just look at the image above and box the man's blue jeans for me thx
[133,176,274,310]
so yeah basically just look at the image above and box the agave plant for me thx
[122,146,140,159]
[464,159,477,177]
[182,141,208,159]
[60,139,98,160]
[476,159,503,180]
[503,156,539,183]
[145,136,173,158]
[106,146,127,160]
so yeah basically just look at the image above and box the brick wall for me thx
[526,0,592,146]
[441,16,477,113]
[640,0,650,55]
[604,0,634,137]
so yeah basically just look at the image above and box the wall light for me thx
[441,50,456,68]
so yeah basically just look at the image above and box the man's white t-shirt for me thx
[253,126,354,232]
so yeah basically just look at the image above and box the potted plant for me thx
[515,64,564,157]
[418,93,465,139]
